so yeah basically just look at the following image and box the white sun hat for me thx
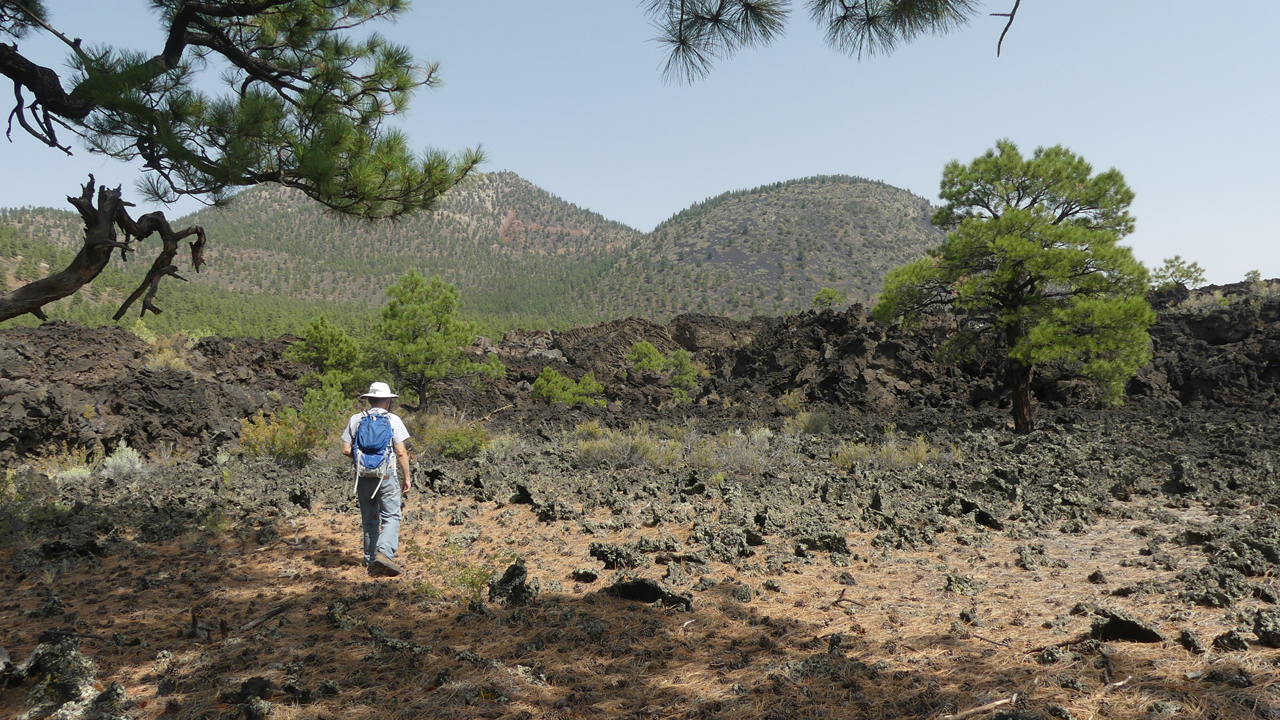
[360,381,399,399]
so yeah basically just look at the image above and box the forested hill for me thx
[0,172,941,336]
[175,171,641,326]
[595,175,941,317]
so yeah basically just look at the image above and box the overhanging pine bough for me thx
[0,1,482,322]
[644,0,1022,83]
[872,140,1155,434]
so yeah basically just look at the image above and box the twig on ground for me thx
[941,693,1017,720]
[239,604,292,632]
[36,630,109,642]
[971,633,1012,648]
[830,588,866,608]
[477,404,513,423]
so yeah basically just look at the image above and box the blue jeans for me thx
[356,474,401,565]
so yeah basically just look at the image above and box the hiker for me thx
[340,382,412,577]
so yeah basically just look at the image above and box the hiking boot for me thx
[372,552,402,577]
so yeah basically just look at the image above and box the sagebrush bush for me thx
[530,367,605,407]
[482,433,527,460]
[685,428,798,475]
[101,443,148,481]
[573,420,606,440]
[56,466,93,483]
[578,425,679,469]
[144,331,207,372]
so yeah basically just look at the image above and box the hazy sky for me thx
[2,1,1277,283]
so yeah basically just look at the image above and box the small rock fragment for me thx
[602,577,693,610]
[1178,629,1207,655]
[1212,629,1250,652]
[943,574,986,596]
[1253,608,1280,647]
[1089,608,1164,643]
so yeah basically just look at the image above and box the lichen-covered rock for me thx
[10,635,135,720]
[587,542,643,570]
[488,560,537,606]
[691,522,753,563]
[1253,608,1280,647]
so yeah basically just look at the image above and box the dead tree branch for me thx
[0,175,206,323]
[991,0,1022,56]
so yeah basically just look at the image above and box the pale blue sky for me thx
[2,1,1277,283]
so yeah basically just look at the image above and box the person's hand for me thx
[401,479,410,494]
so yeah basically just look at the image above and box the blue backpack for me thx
[353,411,394,483]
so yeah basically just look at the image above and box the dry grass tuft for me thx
[831,425,960,470]
[574,422,799,474]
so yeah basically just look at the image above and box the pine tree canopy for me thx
[0,0,481,219]
[873,139,1155,434]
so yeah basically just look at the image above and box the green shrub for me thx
[624,342,701,403]
[239,408,320,466]
[436,426,490,459]
[405,412,492,459]
[403,539,505,602]
[30,441,98,478]
[531,367,605,407]
[812,287,845,309]
[300,379,357,441]
[667,349,699,403]
[625,341,667,373]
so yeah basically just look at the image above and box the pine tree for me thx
[371,271,504,408]
[874,140,1154,434]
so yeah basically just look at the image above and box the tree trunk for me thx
[1007,360,1034,434]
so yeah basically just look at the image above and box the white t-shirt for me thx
[341,408,411,447]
